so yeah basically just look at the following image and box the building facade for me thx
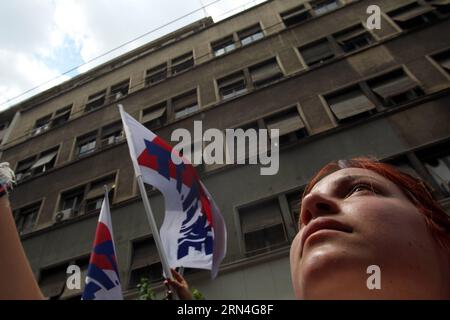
[1,0,450,299]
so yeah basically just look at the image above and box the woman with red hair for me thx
[290,157,450,299]
[1,158,449,299]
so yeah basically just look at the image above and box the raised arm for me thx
[0,163,43,300]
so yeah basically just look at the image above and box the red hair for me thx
[302,157,450,249]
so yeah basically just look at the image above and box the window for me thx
[110,79,130,100]
[172,89,199,119]
[85,90,107,112]
[299,38,335,67]
[129,238,163,289]
[15,157,36,182]
[265,107,308,147]
[239,199,288,256]
[145,63,167,86]
[431,49,450,75]
[325,86,376,123]
[418,142,450,197]
[388,2,437,30]
[311,0,340,15]
[424,156,450,196]
[287,189,303,230]
[15,147,59,181]
[32,114,52,136]
[76,132,97,157]
[368,69,424,107]
[333,24,375,53]
[51,105,72,127]
[142,102,167,130]
[280,4,312,27]
[85,196,103,214]
[39,263,68,299]
[100,122,123,148]
[14,201,41,234]
[249,58,283,88]
[85,175,115,214]
[60,187,84,215]
[238,24,264,46]
[29,147,58,176]
[211,36,236,56]
[171,51,194,75]
[426,0,450,15]
[217,71,247,100]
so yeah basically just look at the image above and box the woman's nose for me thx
[300,192,340,226]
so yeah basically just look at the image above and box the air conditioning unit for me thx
[53,208,73,223]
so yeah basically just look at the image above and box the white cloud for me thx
[0,50,69,112]
[0,0,267,110]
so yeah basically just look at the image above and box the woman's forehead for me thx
[310,167,392,194]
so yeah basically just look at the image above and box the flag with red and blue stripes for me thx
[82,192,123,300]
[120,108,227,278]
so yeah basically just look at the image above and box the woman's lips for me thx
[300,217,353,257]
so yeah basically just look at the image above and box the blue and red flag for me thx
[82,190,123,300]
[119,108,227,278]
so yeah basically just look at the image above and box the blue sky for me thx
[40,37,84,79]
[0,0,266,111]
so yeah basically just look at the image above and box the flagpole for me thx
[117,104,178,300]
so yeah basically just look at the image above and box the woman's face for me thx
[290,168,450,299]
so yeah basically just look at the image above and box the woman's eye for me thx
[347,183,377,197]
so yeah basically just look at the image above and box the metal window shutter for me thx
[267,111,305,137]
[86,181,114,200]
[335,26,367,44]
[218,73,245,88]
[30,152,57,169]
[87,92,106,103]
[131,241,160,269]
[142,107,166,123]
[212,36,234,49]
[147,63,167,75]
[329,91,375,120]
[172,52,193,65]
[39,271,67,299]
[283,7,308,20]
[301,40,333,63]
[173,92,197,111]
[430,0,450,5]
[102,123,122,137]
[238,25,261,39]
[240,200,283,233]
[371,75,418,98]
[392,6,434,22]
[250,61,281,84]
